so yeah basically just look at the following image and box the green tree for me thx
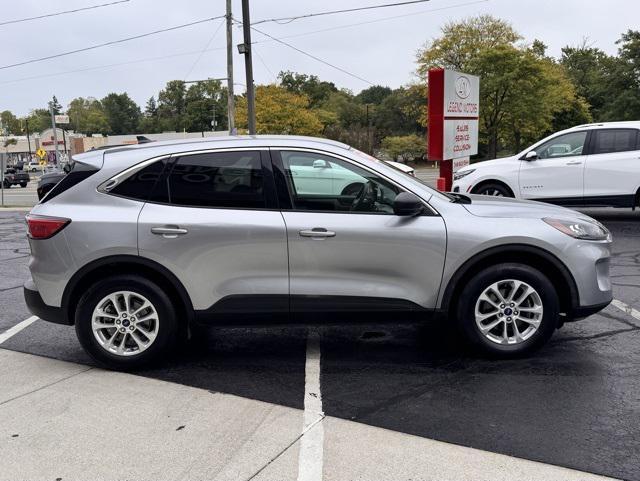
[184,79,227,132]
[278,71,338,108]
[24,109,51,133]
[49,95,63,115]
[101,93,141,134]
[356,85,393,105]
[416,15,520,77]
[67,97,109,135]
[0,111,21,135]
[236,85,323,136]
[417,15,581,158]
[138,96,160,133]
[381,135,425,162]
[157,80,187,131]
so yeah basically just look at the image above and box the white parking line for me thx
[297,331,325,481]
[0,316,39,344]
[611,299,640,327]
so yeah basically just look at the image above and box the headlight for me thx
[543,217,611,241]
[453,169,475,181]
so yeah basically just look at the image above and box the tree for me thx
[380,135,425,162]
[101,93,141,134]
[138,96,160,133]
[416,15,520,77]
[157,80,187,131]
[49,95,63,115]
[278,71,338,108]
[67,97,109,135]
[356,85,393,105]
[417,15,581,158]
[24,109,51,133]
[236,85,323,136]
[184,79,227,132]
[0,111,21,135]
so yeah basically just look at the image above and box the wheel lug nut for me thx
[500,304,505,309]
[498,313,503,317]
[119,327,126,333]
[129,326,135,331]
[507,317,512,322]
[510,303,515,307]
[115,320,120,325]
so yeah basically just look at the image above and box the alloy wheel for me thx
[91,291,160,356]
[474,279,543,345]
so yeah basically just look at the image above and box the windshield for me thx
[350,148,452,202]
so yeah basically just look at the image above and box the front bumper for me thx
[23,279,70,325]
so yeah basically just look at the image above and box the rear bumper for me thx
[23,279,70,325]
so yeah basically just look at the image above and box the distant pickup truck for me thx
[3,168,30,188]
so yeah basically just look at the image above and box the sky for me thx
[1,0,639,117]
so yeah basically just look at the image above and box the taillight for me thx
[25,214,70,239]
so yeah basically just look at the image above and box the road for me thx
[0,173,39,207]
[0,205,638,480]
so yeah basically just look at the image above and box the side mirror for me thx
[313,159,329,169]
[524,150,538,161]
[63,163,72,173]
[393,192,424,216]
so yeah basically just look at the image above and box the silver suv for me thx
[23,136,613,369]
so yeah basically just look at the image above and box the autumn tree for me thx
[235,85,323,136]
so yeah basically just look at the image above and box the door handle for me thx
[566,161,582,165]
[299,228,336,239]
[151,226,188,238]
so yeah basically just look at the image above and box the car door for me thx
[136,149,289,320]
[583,128,640,206]
[518,130,589,205]
[271,148,447,320]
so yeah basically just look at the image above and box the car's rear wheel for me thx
[473,182,512,197]
[456,263,559,357]
[75,275,178,370]
[20,183,27,188]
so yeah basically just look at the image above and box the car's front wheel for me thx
[456,263,559,357]
[75,275,178,370]
[473,182,512,197]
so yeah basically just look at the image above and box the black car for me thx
[37,171,66,200]
[3,168,30,188]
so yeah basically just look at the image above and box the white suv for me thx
[452,122,640,209]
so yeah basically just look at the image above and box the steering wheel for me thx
[351,181,378,211]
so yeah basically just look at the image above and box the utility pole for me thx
[226,0,236,134]
[240,0,256,134]
[25,119,32,162]
[48,100,60,164]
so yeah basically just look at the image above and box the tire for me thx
[75,275,179,370]
[473,182,512,197]
[20,183,27,188]
[3,181,10,189]
[455,263,559,358]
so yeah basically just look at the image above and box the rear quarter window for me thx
[40,162,99,203]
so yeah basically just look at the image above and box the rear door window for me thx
[166,151,265,209]
[592,129,639,155]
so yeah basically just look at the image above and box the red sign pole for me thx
[427,68,452,191]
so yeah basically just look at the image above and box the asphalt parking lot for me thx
[0,207,639,480]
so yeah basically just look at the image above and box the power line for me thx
[249,24,374,85]
[183,19,226,81]
[0,0,487,86]
[252,45,277,82]
[0,0,131,27]
[266,0,489,43]
[0,15,225,71]
[252,0,430,25]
